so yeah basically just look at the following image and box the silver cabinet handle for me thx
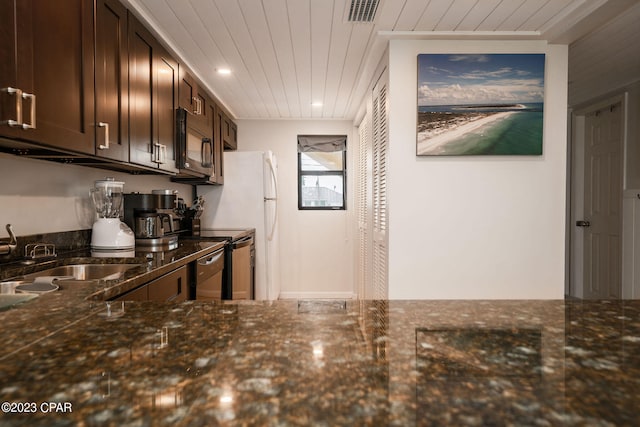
[153,142,161,163]
[21,92,36,129]
[1,87,23,127]
[153,142,167,164]
[98,122,110,149]
[160,143,167,164]
[192,97,202,115]
[191,97,198,114]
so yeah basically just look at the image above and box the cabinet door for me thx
[213,103,224,184]
[231,244,251,300]
[128,15,154,169]
[0,0,95,154]
[178,69,197,114]
[147,266,188,302]
[95,0,129,162]
[221,112,238,150]
[0,0,20,132]
[128,13,178,173]
[178,69,211,135]
[155,49,179,174]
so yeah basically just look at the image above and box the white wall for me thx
[0,153,192,236]
[568,3,640,188]
[568,3,640,107]
[567,5,640,298]
[235,119,357,299]
[387,40,568,299]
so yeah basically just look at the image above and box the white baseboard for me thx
[278,291,356,300]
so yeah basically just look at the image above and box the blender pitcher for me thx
[90,178,135,250]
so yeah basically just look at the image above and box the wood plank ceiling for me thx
[122,0,637,120]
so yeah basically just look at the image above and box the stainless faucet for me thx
[0,224,17,256]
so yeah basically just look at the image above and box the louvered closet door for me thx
[371,70,388,299]
[357,114,371,300]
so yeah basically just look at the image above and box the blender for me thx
[90,178,135,252]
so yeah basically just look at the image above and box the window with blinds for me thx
[297,135,347,210]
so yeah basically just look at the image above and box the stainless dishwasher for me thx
[193,247,225,300]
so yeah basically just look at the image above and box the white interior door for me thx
[581,101,624,298]
[371,68,389,300]
[357,113,371,300]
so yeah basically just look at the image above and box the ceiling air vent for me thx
[347,0,379,23]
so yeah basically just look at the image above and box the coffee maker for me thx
[123,190,183,250]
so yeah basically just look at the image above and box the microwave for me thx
[176,107,213,177]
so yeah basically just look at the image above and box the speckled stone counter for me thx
[0,299,638,426]
[0,240,225,360]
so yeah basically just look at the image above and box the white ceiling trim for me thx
[377,30,542,40]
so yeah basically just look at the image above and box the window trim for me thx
[297,145,347,211]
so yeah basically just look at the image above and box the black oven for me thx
[175,107,213,177]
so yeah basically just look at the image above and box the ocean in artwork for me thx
[416,53,545,156]
[416,103,543,156]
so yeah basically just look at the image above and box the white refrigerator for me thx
[199,151,280,300]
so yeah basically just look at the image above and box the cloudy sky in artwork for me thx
[417,54,545,106]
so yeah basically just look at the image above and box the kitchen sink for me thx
[1,264,146,291]
[0,263,144,305]
[20,263,146,282]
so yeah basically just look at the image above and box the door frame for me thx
[567,92,628,298]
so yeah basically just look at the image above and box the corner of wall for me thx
[386,39,568,299]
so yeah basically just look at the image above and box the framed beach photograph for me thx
[416,53,545,156]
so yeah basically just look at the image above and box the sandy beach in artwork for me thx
[417,111,516,155]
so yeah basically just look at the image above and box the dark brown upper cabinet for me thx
[1,0,235,178]
[0,0,95,154]
[221,110,238,150]
[95,0,129,162]
[128,13,178,174]
[212,103,224,184]
[179,69,212,136]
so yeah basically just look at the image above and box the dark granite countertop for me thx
[0,240,225,360]
[1,240,226,299]
[0,298,638,426]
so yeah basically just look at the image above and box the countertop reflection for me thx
[0,299,638,426]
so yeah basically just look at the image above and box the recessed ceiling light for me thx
[311,101,323,107]
[216,68,231,75]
